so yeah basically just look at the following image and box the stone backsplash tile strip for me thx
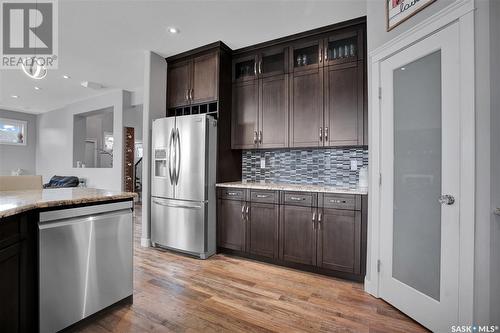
[242,148,368,186]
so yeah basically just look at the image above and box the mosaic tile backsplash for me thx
[242,148,368,186]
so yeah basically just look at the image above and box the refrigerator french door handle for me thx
[168,128,175,185]
[175,128,181,185]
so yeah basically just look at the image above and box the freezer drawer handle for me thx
[152,200,201,209]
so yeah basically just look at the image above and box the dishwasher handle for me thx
[38,209,132,230]
[39,201,133,223]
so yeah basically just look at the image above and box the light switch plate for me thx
[260,158,266,168]
[350,160,358,171]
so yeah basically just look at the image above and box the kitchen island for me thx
[0,188,136,333]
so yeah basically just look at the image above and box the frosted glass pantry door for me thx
[379,22,460,332]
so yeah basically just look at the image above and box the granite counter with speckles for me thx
[0,188,136,219]
[216,181,368,195]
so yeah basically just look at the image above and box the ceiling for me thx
[0,0,366,114]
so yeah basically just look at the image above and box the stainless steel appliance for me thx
[151,114,217,259]
[38,201,133,333]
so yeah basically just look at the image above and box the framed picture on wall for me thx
[387,0,436,31]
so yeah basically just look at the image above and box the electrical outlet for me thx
[260,158,266,168]
[350,160,358,171]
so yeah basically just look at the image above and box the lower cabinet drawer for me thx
[322,194,360,210]
[282,191,316,207]
[218,188,246,201]
[249,190,278,204]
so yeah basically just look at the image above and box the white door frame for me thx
[366,0,475,325]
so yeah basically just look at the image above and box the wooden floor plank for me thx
[69,204,428,333]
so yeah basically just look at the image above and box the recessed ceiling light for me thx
[11,95,19,99]
[167,27,179,34]
[62,74,70,79]
[34,86,41,90]
[401,67,406,71]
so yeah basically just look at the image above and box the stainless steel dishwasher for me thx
[38,201,133,333]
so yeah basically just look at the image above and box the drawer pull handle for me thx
[227,192,239,196]
[290,196,305,201]
[256,194,270,198]
[330,199,347,204]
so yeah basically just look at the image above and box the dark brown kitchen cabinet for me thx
[231,20,366,149]
[0,213,36,333]
[217,199,246,251]
[290,68,324,147]
[232,51,289,149]
[247,202,279,259]
[167,51,219,108]
[167,59,191,108]
[324,61,364,146]
[231,80,259,149]
[259,75,289,148]
[279,205,317,266]
[317,208,361,274]
[191,52,219,104]
[0,243,21,332]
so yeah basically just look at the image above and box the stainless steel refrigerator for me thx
[151,114,217,259]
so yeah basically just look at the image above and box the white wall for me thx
[0,110,37,175]
[490,0,500,323]
[141,51,167,247]
[36,90,129,191]
[366,0,495,324]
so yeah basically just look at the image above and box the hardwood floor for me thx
[70,204,428,333]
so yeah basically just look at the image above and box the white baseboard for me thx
[140,238,151,247]
[364,277,379,298]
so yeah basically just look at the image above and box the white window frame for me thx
[0,117,28,146]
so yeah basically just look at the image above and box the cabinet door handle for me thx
[246,204,250,219]
[319,127,323,142]
[185,89,189,101]
[254,61,257,75]
[325,127,328,142]
[259,130,262,144]
[312,210,316,229]
[324,50,328,61]
[241,204,246,220]
[290,196,305,201]
[319,48,322,63]
[318,212,322,230]
[254,131,258,144]
[258,60,262,74]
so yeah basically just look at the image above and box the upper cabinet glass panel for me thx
[326,36,358,64]
[262,53,284,75]
[234,58,256,81]
[293,44,319,70]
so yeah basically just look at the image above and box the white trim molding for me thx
[366,0,475,326]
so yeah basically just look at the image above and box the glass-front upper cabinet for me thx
[258,46,288,78]
[233,54,258,82]
[324,29,363,66]
[290,39,322,72]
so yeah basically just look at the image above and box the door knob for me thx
[438,194,455,205]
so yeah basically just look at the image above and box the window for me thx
[0,118,27,145]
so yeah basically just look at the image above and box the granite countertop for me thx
[216,181,368,195]
[0,188,137,219]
